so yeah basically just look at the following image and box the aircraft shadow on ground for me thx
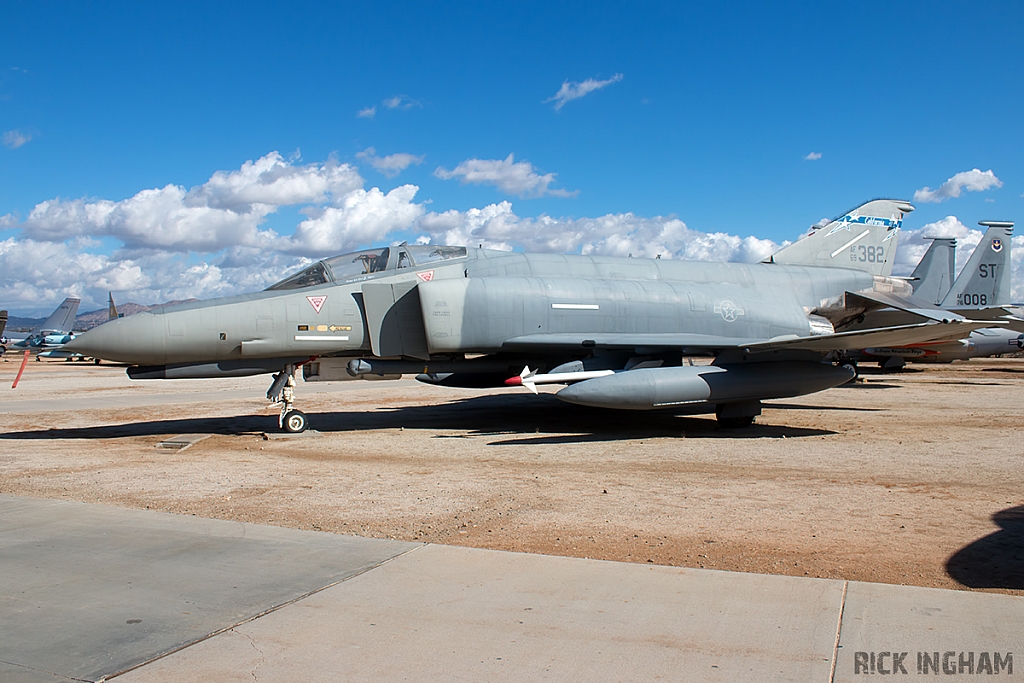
[946,506,1024,590]
[835,381,902,390]
[856,367,924,376]
[983,367,1024,374]
[766,403,883,412]
[0,393,835,443]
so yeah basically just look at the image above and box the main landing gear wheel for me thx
[839,361,858,383]
[715,400,760,428]
[283,410,308,433]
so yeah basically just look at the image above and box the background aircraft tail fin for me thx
[941,222,1014,308]
[910,238,956,305]
[108,292,120,321]
[768,199,913,276]
[0,309,7,338]
[38,297,81,334]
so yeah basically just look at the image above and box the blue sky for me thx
[1,2,1021,315]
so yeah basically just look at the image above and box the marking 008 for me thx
[956,293,988,306]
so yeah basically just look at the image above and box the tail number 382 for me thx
[850,245,884,263]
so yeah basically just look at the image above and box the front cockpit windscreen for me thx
[265,245,468,291]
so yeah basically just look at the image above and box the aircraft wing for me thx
[501,319,993,354]
[743,320,993,352]
[855,303,1024,333]
[501,332,764,352]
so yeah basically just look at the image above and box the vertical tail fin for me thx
[941,222,1013,308]
[910,238,956,305]
[108,292,120,321]
[37,297,81,334]
[0,310,7,338]
[768,199,913,276]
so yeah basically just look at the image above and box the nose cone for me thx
[64,314,164,364]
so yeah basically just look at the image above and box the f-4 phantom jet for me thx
[67,199,995,432]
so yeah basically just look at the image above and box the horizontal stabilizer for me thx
[844,290,965,322]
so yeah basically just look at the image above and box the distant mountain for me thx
[4,300,198,332]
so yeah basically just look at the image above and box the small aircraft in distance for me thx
[67,199,1000,432]
[5,298,81,359]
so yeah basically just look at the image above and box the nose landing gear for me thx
[268,364,308,433]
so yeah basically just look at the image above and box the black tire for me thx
[283,410,308,433]
[94,358,101,365]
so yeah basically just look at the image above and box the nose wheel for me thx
[282,409,308,433]
[268,364,309,433]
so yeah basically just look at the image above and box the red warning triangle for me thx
[306,295,327,314]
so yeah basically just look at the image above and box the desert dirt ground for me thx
[1,355,1022,595]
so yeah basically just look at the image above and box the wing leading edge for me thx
[501,319,995,354]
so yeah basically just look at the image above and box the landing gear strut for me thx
[268,364,307,433]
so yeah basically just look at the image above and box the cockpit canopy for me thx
[266,245,468,291]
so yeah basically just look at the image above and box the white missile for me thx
[504,366,615,394]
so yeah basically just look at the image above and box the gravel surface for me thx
[2,356,1022,594]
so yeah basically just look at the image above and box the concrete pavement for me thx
[1,495,1021,682]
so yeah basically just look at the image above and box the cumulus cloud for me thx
[414,202,780,264]
[913,169,1002,203]
[0,236,313,316]
[545,74,623,110]
[185,151,362,211]
[382,95,421,110]
[284,185,424,256]
[434,154,576,198]
[357,106,376,119]
[804,152,822,161]
[3,129,31,149]
[18,152,365,251]
[0,151,428,312]
[356,147,425,178]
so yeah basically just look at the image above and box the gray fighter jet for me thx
[66,199,994,432]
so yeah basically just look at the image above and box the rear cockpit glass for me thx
[406,245,468,265]
[323,248,391,280]
[266,245,468,291]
